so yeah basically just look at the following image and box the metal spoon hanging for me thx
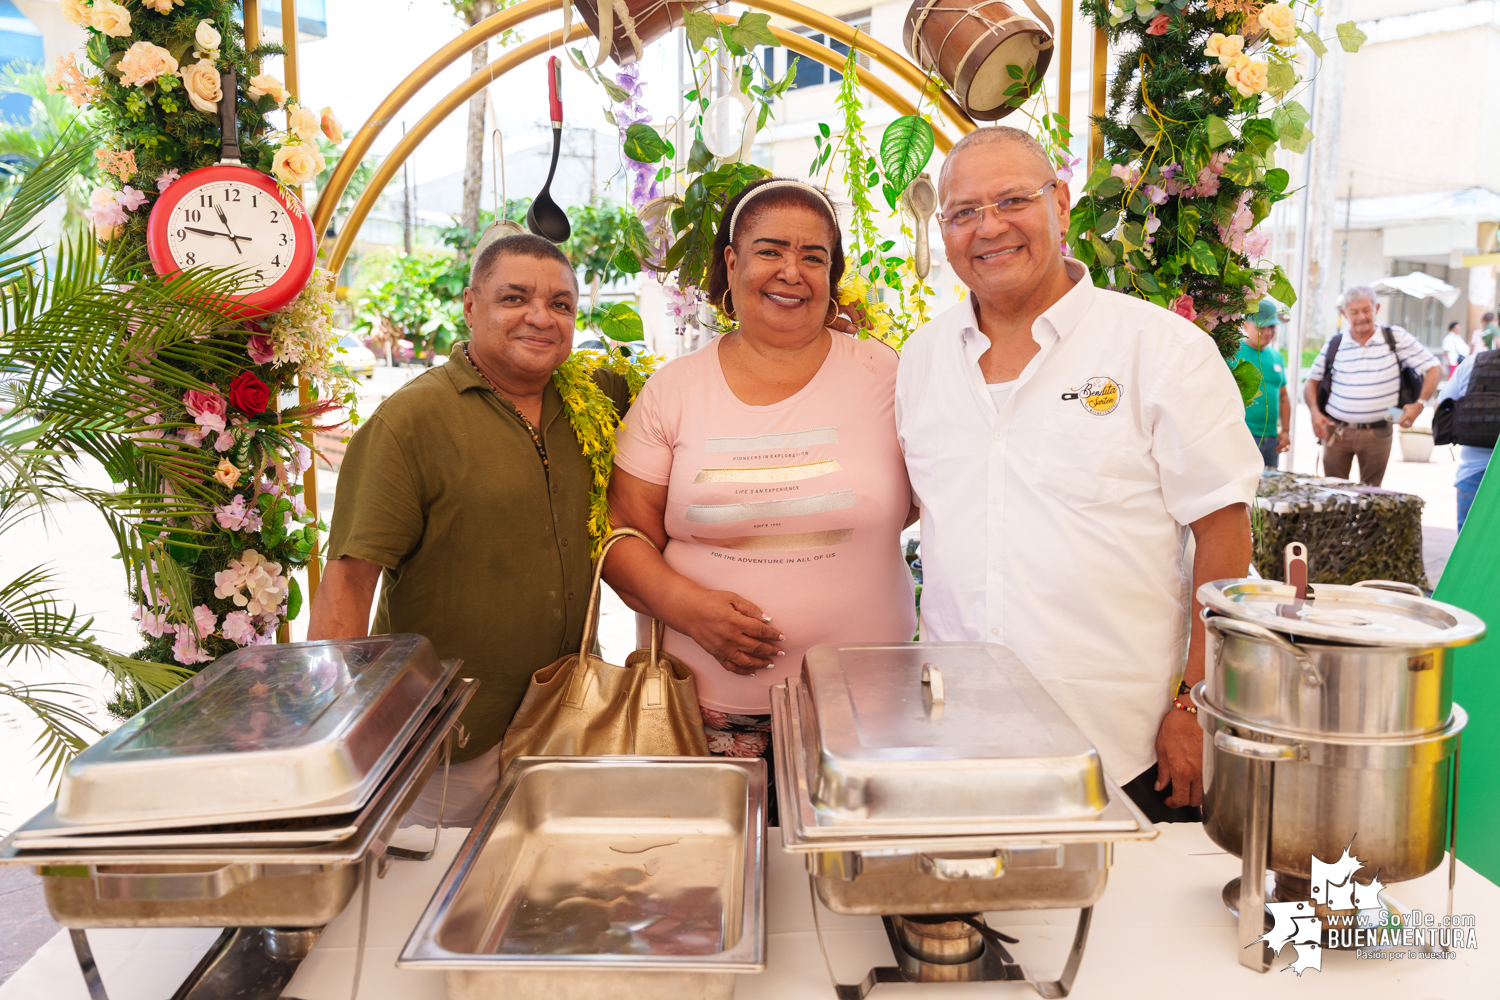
[526,56,571,244]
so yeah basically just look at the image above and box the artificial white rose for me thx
[195,20,223,52]
[90,0,133,38]
[272,142,326,186]
[180,60,222,114]
[287,104,321,145]
[248,73,288,106]
[60,0,89,27]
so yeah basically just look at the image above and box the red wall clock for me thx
[146,70,316,319]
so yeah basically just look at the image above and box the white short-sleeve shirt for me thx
[895,259,1263,782]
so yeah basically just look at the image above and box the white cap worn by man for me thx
[895,127,1263,822]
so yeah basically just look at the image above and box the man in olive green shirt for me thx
[308,233,628,824]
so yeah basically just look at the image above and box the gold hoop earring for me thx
[720,289,735,319]
[824,300,840,326]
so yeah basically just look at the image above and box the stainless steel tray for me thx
[51,637,456,831]
[1198,579,1486,647]
[399,756,766,983]
[771,681,1156,850]
[1,677,478,868]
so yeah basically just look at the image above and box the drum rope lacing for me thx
[910,0,1055,89]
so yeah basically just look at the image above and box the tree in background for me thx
[446,0,523,238]
[0,66,100,235]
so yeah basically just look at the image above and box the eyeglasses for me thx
[937,180,1058,233]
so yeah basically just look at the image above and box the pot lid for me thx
[1198,580,1486,647]
[784,642,1110,832]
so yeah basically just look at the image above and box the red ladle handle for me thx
[547,55,562,127]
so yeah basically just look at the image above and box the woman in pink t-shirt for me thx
[605,178,917,772]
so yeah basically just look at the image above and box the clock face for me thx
[164,180,300,292]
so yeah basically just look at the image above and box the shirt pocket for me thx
[1030,412,1129,508]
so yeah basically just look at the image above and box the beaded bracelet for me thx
[1172,698,1198,715]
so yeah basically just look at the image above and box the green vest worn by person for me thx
[1234,340,1287,439]
[326,342,631,762]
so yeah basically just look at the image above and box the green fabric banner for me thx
[1433,468,1500,887]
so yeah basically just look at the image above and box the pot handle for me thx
[1214,730,1305,761]
[1353,579,1425,597]
[91,863,257,901]
[1203,615,1323,687]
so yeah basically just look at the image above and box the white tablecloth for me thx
[5,824,1496,1000]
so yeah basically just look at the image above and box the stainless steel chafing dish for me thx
[771,642,1156,998]
[400,756,766,1000]
[0,636,477,1000]
[1195,574,1484,973]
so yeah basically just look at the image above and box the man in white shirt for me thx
[1442,321,1470,374]
[895,127,1263,823]
[1303,286,1439,487]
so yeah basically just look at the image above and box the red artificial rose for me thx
[229,371,271,414]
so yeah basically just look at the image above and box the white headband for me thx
[727,180,838,243]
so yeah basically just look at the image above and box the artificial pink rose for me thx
[246,334,276,364]
[320,107,344,144]
[183,389,228,432]
[1146,13,1171,35]
[1172,294,1198,322]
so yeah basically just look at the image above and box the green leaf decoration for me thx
[1119,221,1146,252]
[1280,126,1314,155]
[682,8,720,52]
[729,12,778,50]
[598,73,630,104]
[1300,29,1328,58]
[623,123,673,164]
[86,34,111,69]
[1177,205,1202,239]
[1134,270,1163,295]
[1095,175,1126,198]
[1336,21,1367,52]
[878,116,935,200]
[1267,61,1296,99]
[1264,168,1290,195]
[1269,266,1299,307]
[1130,112,1161,148]
[286,576,303,623]
[612,247,641,274]
[1087,233,1117,267]
[1082,162,1113,192]
[1188,240,1219,275]
[1093,210,1120,235]
[1223,151,1259,185]
[602,302,645,342]
[739,63,754,93]
[1232,358,1264,408]
[1205,115,1234,150]
[687,138,714,173]
[1241,118,1280,155]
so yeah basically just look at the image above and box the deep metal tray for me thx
[399,756,766,982]
[49,637,457,831]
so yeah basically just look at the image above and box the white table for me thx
[5,824,1496,1000]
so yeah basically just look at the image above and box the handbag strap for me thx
[577,526,665,660]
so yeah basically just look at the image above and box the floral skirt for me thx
[701,707,778,828]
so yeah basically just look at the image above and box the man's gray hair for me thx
[938,126,1055,199]
[1340,285,1378,308]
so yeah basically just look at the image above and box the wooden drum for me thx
[573,0,703,65]
[903,0,1055,121]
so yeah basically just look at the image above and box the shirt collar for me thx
[956,256,1093,357]
[448,339,564,428]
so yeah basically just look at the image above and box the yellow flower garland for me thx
[550,347,661,556]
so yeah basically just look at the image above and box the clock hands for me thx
[181,225,255,242]
[212,205,249,255]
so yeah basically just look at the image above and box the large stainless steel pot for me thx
[1200,580,1483,736]
[1196,693,1463,884]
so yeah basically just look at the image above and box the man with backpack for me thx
[1304,285,1440,486]
[1435,348,1499,530]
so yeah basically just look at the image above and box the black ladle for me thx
[527,56,571,244]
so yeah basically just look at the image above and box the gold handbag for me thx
[499,527,709,773]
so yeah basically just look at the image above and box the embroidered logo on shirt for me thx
[1060,376,1122,415]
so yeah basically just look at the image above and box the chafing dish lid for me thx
[794,642,1107,825]
[55,635,452,828]
[1199,580,1485,647]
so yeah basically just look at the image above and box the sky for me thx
[286,0,680,200]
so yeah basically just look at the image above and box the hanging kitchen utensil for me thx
[526,57,571,244]
[904,0,1054,121]
[473,130,526,262]
[1284,541,1308,600]
[900,172,938,279]
[702,92,755,161]
[572,0,701,65]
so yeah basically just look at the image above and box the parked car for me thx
[336,332,378,378]
[361,333,416,365]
